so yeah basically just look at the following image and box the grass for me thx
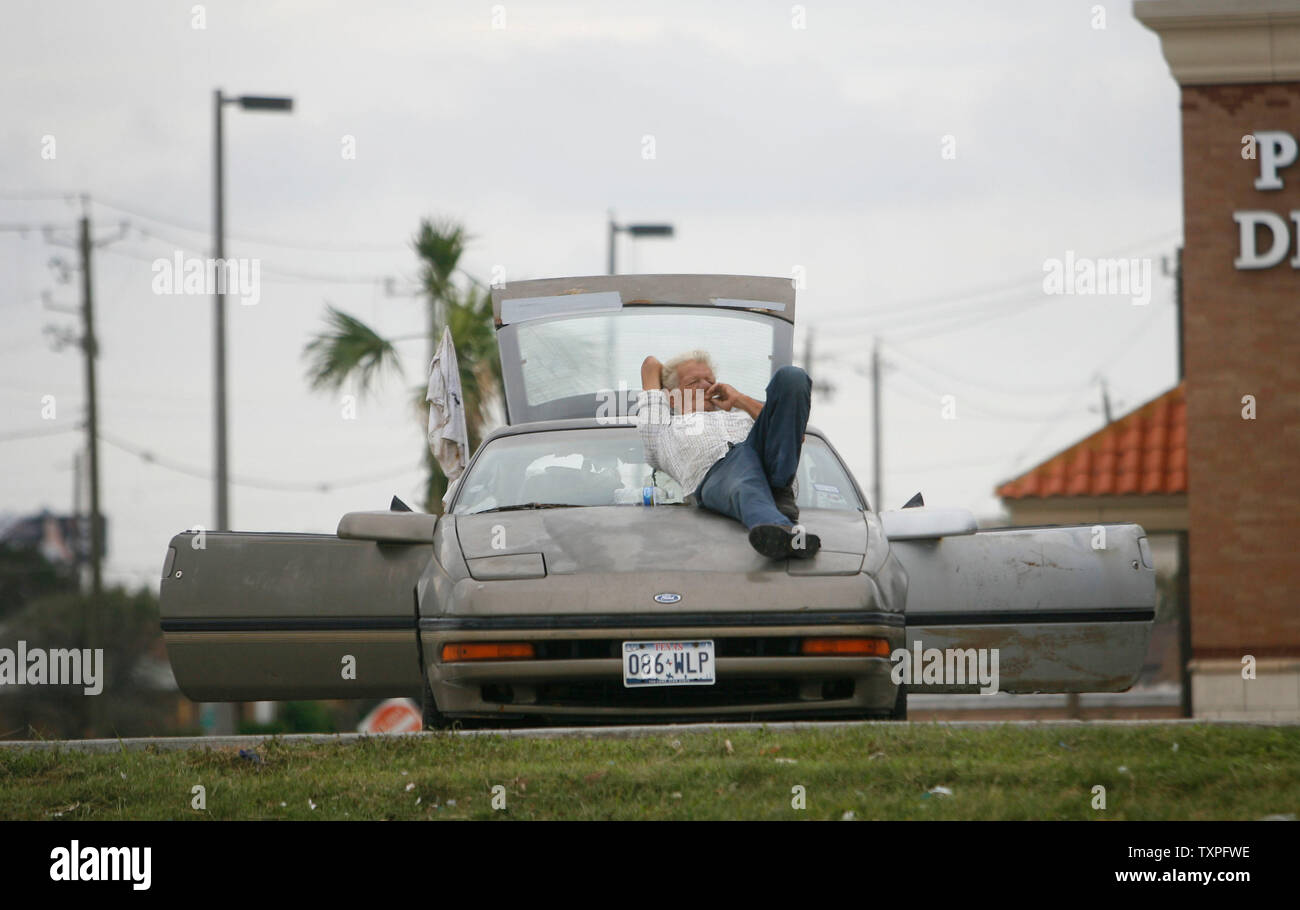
[1,723,1297,820]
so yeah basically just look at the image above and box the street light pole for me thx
[606,213,674,275]
[213,89,227,534]
[607,211,616,276]
[605,213,675,382]
[212,90,294,535]
[872,338,882,513]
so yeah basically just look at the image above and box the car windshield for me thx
[451,428,863,515]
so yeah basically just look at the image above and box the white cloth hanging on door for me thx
[426,326,470,484]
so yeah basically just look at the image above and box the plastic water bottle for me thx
[640,486,664,506]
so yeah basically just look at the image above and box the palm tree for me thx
[304,217,502,512]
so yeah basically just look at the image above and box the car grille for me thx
[480,678,856,709]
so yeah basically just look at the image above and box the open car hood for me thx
[491,275,796,424]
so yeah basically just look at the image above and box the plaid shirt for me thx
[635,388,755,495]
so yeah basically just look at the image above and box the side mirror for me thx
[880,506,978,540]
[337,511,437,543]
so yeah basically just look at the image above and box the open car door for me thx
[491,274,796,424]
[159,512,434,701]
[882,509,1156,693]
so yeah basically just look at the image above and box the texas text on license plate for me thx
[622,640,715,687]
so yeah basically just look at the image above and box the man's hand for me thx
[641,355,663,390]
[707,382,763,419]
[705,382,740,410]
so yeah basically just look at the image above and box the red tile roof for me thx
[997,381,1186,500]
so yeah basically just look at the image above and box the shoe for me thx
[789,526,821,559]
[771,485,799,523]
[748,524,821,560]
[748,524,795,559]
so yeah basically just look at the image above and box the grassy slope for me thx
[1,724,1297,820]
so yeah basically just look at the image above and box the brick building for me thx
[1124,1,1299,719]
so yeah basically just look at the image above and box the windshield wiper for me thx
[471,502,581,514]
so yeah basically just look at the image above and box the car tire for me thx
[889,685,908,721]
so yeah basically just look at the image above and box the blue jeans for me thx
[695,365,811,530]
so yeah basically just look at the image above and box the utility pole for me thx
[78,208,104,611]
[872,339,882,513]
[72,450,84,591]
[802,327,835,401]
[1099,377,1114,424]
[42,198,124,734]
[45,199,123,631]
[74,200,123,733]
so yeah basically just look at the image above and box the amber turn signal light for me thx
[441,642,536,662]
[800,637,891,657]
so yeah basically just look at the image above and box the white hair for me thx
[661,350,715,390]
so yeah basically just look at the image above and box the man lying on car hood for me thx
[636,349,819,560]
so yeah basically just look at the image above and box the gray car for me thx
[159,275,1155,725]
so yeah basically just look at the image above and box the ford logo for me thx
[653,592,682,604]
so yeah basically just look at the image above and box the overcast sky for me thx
[0,0,1183,592]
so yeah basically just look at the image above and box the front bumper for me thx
[421,611,903,721]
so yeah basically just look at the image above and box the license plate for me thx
[622,640,715,687]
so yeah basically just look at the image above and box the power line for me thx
[1001,300,1170,476]
[92,196,407,254]
[876,339,1097,397]
[97,429,425,492]
[817,257,1174,352]
[838,346,1100,424]
[94,227,403,287]
[0,423,83,443]
[811,244,1179,348]
[96,240,401,287]
[807,228,1182,329]
[0,192,81,204]
[880,368,1092,423]
[9,192,478,291]
[815,286,1064,349]
[859,283,1112,345]
[826,295,1172,490]
[817,291,1175,435]
[0,222,77,234]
